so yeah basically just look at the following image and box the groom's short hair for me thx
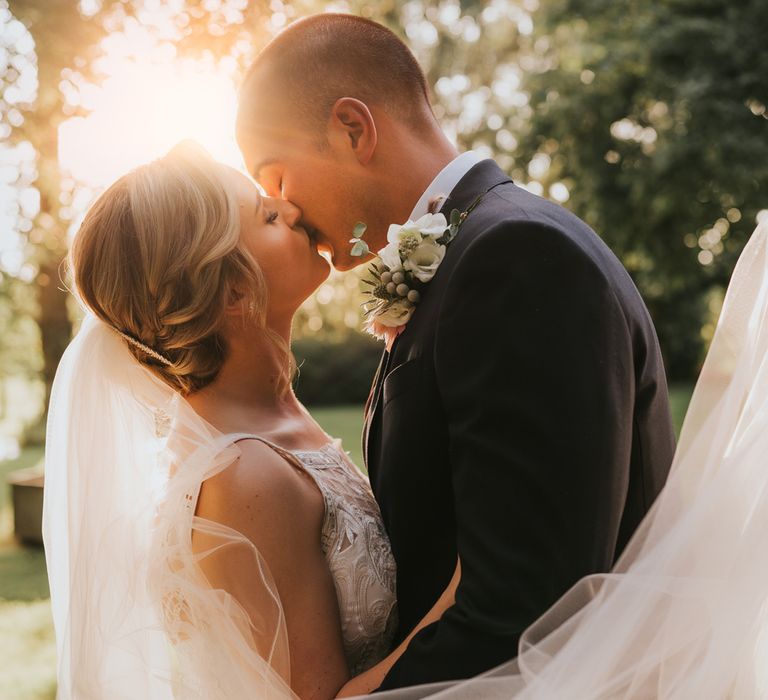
[238,13,436,137]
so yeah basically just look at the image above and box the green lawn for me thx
[0,443,53,700]
[311,404,365,470]
[0,599,56,700]
[0,390,695,699]
[669,383,694,436]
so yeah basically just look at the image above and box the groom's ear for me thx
[327,98,377,166]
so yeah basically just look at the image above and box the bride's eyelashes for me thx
[266,210,279,224]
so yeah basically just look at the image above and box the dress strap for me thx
[227,432,289,456]
[225,433,318,484]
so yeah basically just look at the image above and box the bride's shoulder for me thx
[197,438,324,536]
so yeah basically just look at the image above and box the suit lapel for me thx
[364,344,399,479]
[363,159,513,479]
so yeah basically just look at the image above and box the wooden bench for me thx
[7,467,44,545]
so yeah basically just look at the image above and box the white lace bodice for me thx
[230,435,398,675]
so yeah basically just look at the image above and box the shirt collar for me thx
[408,150,486,221]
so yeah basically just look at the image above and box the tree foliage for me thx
[511,0,768,377]
[3,0,764,417]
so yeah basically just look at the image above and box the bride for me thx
[43,141,457,699]
[44,137,768,699]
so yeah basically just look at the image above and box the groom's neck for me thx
[367,125,458,251]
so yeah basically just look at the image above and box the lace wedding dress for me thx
[225,434,398,675]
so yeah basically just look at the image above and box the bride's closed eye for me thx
[265,210,278,224]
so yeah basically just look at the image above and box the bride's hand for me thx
[335,558,462,698]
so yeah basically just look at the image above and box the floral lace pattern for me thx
[227,435,398,676]
[292,440,398,675]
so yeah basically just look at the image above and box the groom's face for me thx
[238,122,369,272]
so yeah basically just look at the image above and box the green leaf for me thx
[353,221,367,238]
[450,209,461,226]
[350,240,370,257]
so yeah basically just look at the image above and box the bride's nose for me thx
[279,199,302,227]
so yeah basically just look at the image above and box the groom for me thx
[236,13,676,690]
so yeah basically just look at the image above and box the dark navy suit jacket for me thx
[363,159,676,689]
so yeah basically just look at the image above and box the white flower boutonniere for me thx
[351,194,485,349]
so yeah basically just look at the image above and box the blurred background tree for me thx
[4,1,109,427]
[2,0,276,438]
[508,0,768,378]
[1,0,767,428]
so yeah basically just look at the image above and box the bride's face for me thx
[226,168,329,317]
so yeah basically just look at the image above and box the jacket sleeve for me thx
[377,220,636,688]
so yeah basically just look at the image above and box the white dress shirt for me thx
[408,150,487,221]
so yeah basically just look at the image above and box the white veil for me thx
[43,313,297,699]
[373,219,768,699]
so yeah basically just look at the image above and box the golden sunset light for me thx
[58,20,244,187]
[58,58,242,187]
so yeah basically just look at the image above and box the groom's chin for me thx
[332,252,369,272]
[319,243,363,272]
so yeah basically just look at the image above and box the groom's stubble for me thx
[236,13,458,271]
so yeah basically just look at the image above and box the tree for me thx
[509,0,768,378]
[5,0,116,418]
[3,0,278,419]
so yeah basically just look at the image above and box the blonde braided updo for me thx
[70,142,288,395]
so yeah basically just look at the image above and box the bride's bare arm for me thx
[194,440,349,700]
[336,559,462,698]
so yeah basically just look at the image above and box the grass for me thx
[669,382,694,436]
[311,404,365,470]
[0,600,56,700]
[0,442,52,700]
[0,389,695,698]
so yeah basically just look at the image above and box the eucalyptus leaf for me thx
[351,240,370,257]
[353,221,367,238]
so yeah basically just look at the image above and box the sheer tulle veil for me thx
[43,313,298,699]
[373,219,768,699]
[45,219,768,700]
